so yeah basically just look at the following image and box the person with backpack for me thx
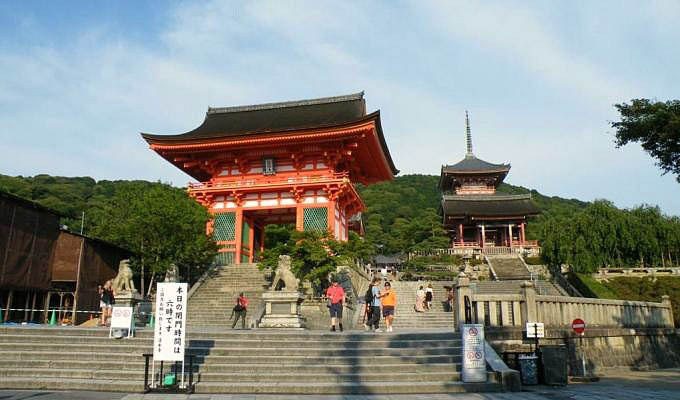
[367,277,383,332]
[363,279,374,331]
[231,292,248,329]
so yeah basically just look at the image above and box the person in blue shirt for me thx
[367,277,383,332]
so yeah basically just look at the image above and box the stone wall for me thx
[487,327,680,373]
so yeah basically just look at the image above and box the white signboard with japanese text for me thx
[462,324,486,383]
[526,322,545,338]
[153,282,188,361]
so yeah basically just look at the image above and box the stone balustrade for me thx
[454,274,674,329]
[593,267,680,281]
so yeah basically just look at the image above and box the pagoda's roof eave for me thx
[442,194,532,201]
[442,169,510,175]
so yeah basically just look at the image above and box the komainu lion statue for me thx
[113,259,137,294]
[271,255,299,292]
[164,263,179,283]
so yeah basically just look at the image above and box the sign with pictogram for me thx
[462,324,486,383]
[572,318,586,334]
[109,306,134,338]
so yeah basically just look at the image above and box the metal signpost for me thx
[109,306,134,338]
[461,324,486,383]
[525,322,545,352]
[572,318,587,377]
[149,282,189,392]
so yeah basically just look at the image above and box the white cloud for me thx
[418,1,638,106]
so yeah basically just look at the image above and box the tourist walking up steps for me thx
[326,279,346,332]
[367,277,383,332]
[379,281,397,332]
[415,285,426,312]
[231,292,248,329]
[425,283,434,310]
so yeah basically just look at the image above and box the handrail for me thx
[484,255,498,281]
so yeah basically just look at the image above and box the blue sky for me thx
[1,1,678,215]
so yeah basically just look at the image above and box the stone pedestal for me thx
[114,291,147,326]
[259,291,305,329]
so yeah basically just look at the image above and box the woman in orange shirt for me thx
[379,281,397,332]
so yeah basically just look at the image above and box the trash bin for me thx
[540,345,568,385]
[518,354,539,385]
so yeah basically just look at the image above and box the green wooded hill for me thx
[0,173,587,254]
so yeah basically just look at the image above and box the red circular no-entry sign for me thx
[572,318,586,334]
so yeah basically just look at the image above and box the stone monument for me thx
[259,255,305,329]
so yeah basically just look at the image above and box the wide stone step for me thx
[0,368,464,384]
[1,351,462,365]
[0,327,460,342]
[0,377,143,392]
[197,371,461,384]
[0,376,502,394]
[0,334,460,349]
[0,343,460,357]
[193,379,501,395]
[0,367,144,381]
[0,360,461,375]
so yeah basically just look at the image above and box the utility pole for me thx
[80,211,85,235]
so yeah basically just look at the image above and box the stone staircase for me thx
[361,281,456,331]
[486,255,532,280]
[187,263,271,328]
[0,326,504,394]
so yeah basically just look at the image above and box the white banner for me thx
[462,324,486,383]
[110,306,133,329]
[153,282,188,361]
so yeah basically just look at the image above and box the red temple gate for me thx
[142,92,397,264]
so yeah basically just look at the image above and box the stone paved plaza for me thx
[1,368,678,400]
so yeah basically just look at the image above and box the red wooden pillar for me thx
[248,219,255,263]
[234,208,243,264]
[458,224,464,245]
[520,223,526,245]
[481,224,486,248]
[260,226,266,254]
[508,224,513,247]
[295,204,304,231]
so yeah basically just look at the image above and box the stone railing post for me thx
[455,272,472,330]
[520,281,537,325]
[661,295,674,328]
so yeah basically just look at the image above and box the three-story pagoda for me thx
[439,112,540,249]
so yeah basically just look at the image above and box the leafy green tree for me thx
[259,230,374,293]
[612,99,680,182]
[88,181,217,290]
[540,200,680,272]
